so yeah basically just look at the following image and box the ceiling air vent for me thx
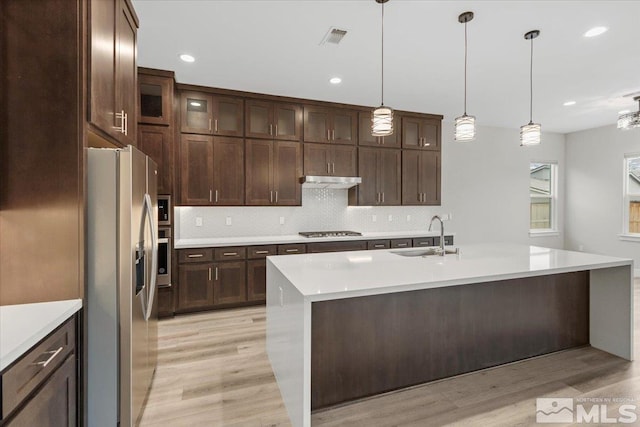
[320,27,348,45]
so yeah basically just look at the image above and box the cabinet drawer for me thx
[390,239,412,248]
[412,237,435,247]
[248,245,277,259]
[434,236,454,246]
[2,316,75,419]
[277,244,307,255]
[367,240,390,250]
[214,247,246,261]
[307,241,367,253]
[178,248,213,263]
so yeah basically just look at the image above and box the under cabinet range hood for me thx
[300,176,362,189]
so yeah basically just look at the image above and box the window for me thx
[623,154,640,235]
[530,162,557,232]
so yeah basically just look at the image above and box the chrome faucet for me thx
[428,215,445,256]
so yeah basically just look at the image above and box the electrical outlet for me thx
[225,216,232,226]
[388,215,393,222]
[406,214,411,222]
[279,216,285,225]
[372,215,377,223]
[195,217,203,227]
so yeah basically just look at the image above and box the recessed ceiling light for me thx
[563,101,576,106]
[179,54,195,63]
[618,109,631,115]
[584,26,608,38]
[329,77,342,84]
[190,101,201,107]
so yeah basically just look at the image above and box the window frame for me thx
[529,161,558,236]
[621,153,640,240]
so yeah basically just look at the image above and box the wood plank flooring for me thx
[140,279,640,427]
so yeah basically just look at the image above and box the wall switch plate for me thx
[279,216,285,225]
[388,215,393,222]
[225,216,232,226]
[372,214,377,223]
[195,217,203,227]
[406,214,411,222]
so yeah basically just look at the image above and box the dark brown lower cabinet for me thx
[307,241,367,253]
[177,262,214,311]
[213,261,246,306]
[157,286,174,318]
[247,259,267,301]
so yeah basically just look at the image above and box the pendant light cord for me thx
[464,20,468,115]
[529,36,534,124]
[381,1,385,106]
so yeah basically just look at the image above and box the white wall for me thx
[176,121,567,249]
[565,124,640,274]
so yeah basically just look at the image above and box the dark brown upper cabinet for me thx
[179,134,244,205]
[138,71,173,125]
[138,125,173,194]
[358,111,400,148]
[303,143,357,177]
[245,100,302,141]
[401,115,441,150]
[90,0,138,146]
[245,139,301,206]
[303,106,357,145]
[402,150,440,205]
[181,91,244,137]
[351,147,401,206]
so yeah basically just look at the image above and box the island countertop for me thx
[0,299,82,371]
[267,243,632,301]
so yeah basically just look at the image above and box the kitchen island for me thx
[266,244,634,427]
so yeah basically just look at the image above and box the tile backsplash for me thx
[175,189,442,239]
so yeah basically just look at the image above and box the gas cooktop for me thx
[298,231,362,238]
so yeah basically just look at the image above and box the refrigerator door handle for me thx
[141,193,158,321]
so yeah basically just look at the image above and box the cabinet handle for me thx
[215,267,219,281]
[327,163,330,174]
[285,249,299,253]
[275,191,278,204]
[275,124,278,136]
[124,112,128,136]
[215,190,219,203]
[214,119,218,132]
[208,267,212,281]
[270,190,273,203]
[32,346,64,368]
[188,254,204,258]
[332,163,335,174]
[332,129,335,141]
[255,250,270,254]
[209,118,212,132]
[327,129,330,141]
[209,189,213,203]
[270,124,273,136]
[116,110,126,134]
[374,244,385,248]
[223,252,238,256]
[397,243,408,247]
[382,192,385,203]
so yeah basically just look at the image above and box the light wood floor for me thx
[140,279,640,427]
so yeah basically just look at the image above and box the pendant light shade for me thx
[454,11,476,142]
[618,97,640,130]
[520,30,541,146]
[371,0,394,137]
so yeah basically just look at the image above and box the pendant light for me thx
[371,0,394,137]
[520,30,541,146]
[618,96,640,130]
[454,11,476,142]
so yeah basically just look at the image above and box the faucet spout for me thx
[428,215,445,255]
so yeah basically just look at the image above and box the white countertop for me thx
[267,244,632,301]
[175,230,452,249]
[0,299,82,371]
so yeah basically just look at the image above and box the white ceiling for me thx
[133,0,640,134]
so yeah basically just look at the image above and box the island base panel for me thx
[311,271,589,409]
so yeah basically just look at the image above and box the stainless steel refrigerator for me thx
[87,145,158,426]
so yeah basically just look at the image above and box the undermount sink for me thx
[391,247,460,257]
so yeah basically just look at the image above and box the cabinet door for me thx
[332,109,357,145]
[245,100,273,139]
[307,241,367,253]
[358,111,380,147]
[402,116,422,149]
[213,96,243,137]
[89,0,116,139]
[177,263,214,310]
[273,141,301,206]
[181,92,214,134]
[381,115,400,148]
[304,106,331,143]
[180,134,213,205]
[422,118,441,151]
[421,151,440,205]
[303,143,332,176]
[213,137,244,205]
[245,139,274,205]
[357,147,379,205]
[115,0,137,146]
[274,103,302,141]
[247,259,266,302]
[379,149,401,205]
[157,286,174,318]
[331,145,357,177]
[7,355,76,427]
[138,125,172,195]
[402,150,422,205]
[213,261,246,305]
[138,74,172,125]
